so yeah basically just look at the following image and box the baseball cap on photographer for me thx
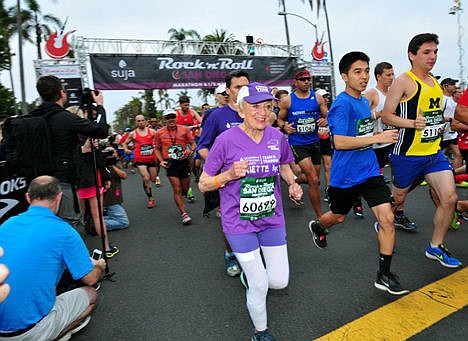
[215,83,227,94]
[162,108,177,117]
[237,82,278,105]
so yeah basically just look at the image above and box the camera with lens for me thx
[100,148,117,166]
[80,88,99,114]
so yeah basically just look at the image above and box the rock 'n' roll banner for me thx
[90,54,298,90]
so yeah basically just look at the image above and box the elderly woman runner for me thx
[199,82,303,341]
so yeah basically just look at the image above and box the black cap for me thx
[440,77,458,86]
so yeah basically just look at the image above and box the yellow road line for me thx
[315,267,468,340]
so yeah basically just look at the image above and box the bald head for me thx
[135,115,147,129]
[26,176,62,213]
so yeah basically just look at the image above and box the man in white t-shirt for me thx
[440,78,462,169]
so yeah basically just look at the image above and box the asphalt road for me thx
[75,166,468,341]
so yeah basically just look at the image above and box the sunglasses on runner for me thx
[164,114,177,119]
[297,77,311,82]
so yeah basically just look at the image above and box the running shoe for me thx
[456,181,468,188]
[308,220,327,249]
[425,244,462,268]
[353,203,364,218]
[289,194,304,207]
[251,328,275,341]
[323,188,329,202]
[383,176,391,184]
[450,211,463,230]
[224,252,241,277]
[419,180,428,186]
[154,177,161,187]
[462,212,468,222]
[147,199,155,209]
[187,187,195,203]
[216,208,221,219]
[105,246,120,258]
[394,214,418,231]
[181,212,192,225]
[240,271,249,289]
[130,168,136,174]
[374,272,409,295]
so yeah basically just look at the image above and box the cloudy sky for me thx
[1,0,466,122]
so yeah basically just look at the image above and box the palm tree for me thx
[305,0,322,16]
[202,28,243,55]
[114,97,143,128]
[141,89,156,117]
[6,0,61,113]
[8,0,62,59]
[156,89,175,110]
[197,88,212,104]
[203,29,234,54]
[175,90,189,100]
[0,0,12,71]
[167,28,201,54]
[168,28,201,41]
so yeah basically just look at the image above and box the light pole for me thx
[279,0,291,47]
[278,11,318,38]
[16,0,27,114]
[278,10,336,98]
[449,0,466,90]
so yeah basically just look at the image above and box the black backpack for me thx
[1,109,61,180]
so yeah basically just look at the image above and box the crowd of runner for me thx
[1,32,468,341]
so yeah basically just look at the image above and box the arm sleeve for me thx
[69,109,109,139]
[197,114,217,151]
[62,227,94,280]
[328,102,349,136]
[203,136,225,176]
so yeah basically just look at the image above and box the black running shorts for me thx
[319,137,333,156]
[165,159,191,179]
[328,176,392,215]
[290,143,321,165]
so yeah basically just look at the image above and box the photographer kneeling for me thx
[103,146,129,231]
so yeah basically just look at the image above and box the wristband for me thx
[214,175,224,188]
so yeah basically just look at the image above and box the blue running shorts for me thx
[390,150,452,189]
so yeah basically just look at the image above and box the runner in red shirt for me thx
[122,115,158,208]
[176,95,202,201]
[155,109,196,224]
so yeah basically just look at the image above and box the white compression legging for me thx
[234,244,289,332]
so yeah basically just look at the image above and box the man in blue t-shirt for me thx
[307,52,409,296]
[0,176,106,339]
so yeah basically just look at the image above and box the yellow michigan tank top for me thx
[393,71,444,156]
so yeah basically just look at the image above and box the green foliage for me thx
[142,89,156,117]
[7,0,64,59]
[167,28,201,41]
[113,97,143,130]
[0,0,12,70]
[0,82,15,118]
